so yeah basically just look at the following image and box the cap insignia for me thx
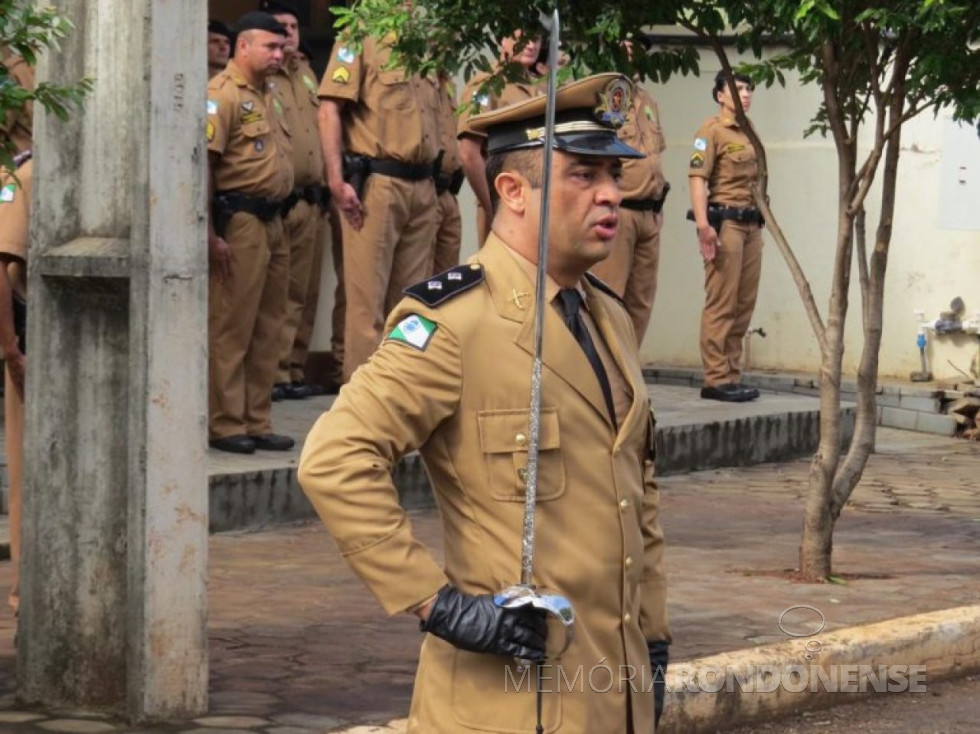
[595,77,631,129]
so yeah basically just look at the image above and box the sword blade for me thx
[520,8,561,588]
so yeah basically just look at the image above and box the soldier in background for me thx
[591,41,669,347]
[457,31,542,243]
[431,70,463,273]
[207,19,233,80]
[317,25,440,381]
[0,49,34,615]
[688,71,764,403]
[206,12,295,453]
[260,0,330,401]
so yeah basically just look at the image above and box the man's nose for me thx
[596,176,622,207]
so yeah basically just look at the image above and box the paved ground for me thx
[726,674,980,734]
[0,426,976,732]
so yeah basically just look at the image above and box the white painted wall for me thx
[311,52,980,384]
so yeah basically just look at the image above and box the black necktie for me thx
[557,288,617,428]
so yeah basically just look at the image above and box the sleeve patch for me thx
[689,153,704,169]
[1,183,18,203]
[387,314,437,351]
[331,66,351,84]
[693,137,707,151]
[206,121,215,142]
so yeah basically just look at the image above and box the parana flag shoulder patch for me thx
[387,314,437,351]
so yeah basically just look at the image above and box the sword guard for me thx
[494,584,574,661]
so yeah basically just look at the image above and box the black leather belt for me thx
[214,191,284,222]
[709,203,763,224]
[435,167,465,196]
[621,198,662,213]
[282,183,329,216]
[368,158,434,181]
[620,182,669,214]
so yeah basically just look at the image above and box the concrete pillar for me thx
[18,0,209,720]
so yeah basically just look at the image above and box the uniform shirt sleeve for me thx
[650,98,667,155]
[638,407,671,643]
[688,120,715,180]
[0,161,31,262]
[298,302,461,615]
[318,39,364,104]
[456,74,492,139]
[206,80,235,156]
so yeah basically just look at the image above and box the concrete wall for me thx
[300,46,980,384]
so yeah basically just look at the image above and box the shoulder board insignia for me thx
[584,271,626,308]
[404,264,484,307]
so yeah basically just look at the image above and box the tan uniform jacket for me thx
[207,60,294,199]
[1,54,34,155]
[299,234,669,734]
[318,37,439,165]
[456,68,541,139]
[435,75,460,175]
[688,114,760,208]
[269,57,325,188]
[619,86,667,201]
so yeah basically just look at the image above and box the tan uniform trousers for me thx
[590,207,662,347]
[341,175,437,381]
[289,212,330,383]
[431,190,461,274]
[700,219,763,387]
[276,199,325,384]
[209,212,288,439]
[5,366,23,611]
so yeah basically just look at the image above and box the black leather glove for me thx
[648,640,669,728]
[420,585,548,661]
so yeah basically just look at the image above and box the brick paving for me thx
[0,427,977,732]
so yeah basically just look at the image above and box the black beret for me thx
[258,0,300,18]
[207,19,233,40]
[235,11,288,36]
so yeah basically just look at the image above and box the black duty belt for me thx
[367,158,434,181]
[212,191,284,237]
[708,203,764,224]
[620,182,670,214]
[282,183,330,217]
[435,167,465,196]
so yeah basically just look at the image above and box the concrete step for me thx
[0,381,852,542]
[206,383,854,533]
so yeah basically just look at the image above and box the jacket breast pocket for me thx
[478,408,565,502]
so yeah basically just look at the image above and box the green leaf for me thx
[826,574,848,585]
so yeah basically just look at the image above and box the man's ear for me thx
[494,171,527,215]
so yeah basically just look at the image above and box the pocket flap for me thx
[478,408,560,454]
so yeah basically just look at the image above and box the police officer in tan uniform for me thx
[590,65,669,347]
[207,12,295,453]
[317,30,440,382]
[260,1,329,401]
[431,70,463,273]
[299,74,670,734]
[207,20,233,80]
[457,32,542,243]
[0,50,34,613]
[688,71,763,402]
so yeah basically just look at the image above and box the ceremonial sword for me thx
[493,11,575,732]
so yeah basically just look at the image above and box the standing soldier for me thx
[206,12,295,454]
[457,32,542,243]
[299,74,670,734]
[431,70,463,273]
[590,53,669,347]
[688,70,763,402]
[317,25,441,381]
[207,20,233,80]
[260,0,329,401]
[0,50,34,615]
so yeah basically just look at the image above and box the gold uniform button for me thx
[516,433,527,446]
[624,556,633,569]
[619,499,629,511]
[624,613,632,624]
